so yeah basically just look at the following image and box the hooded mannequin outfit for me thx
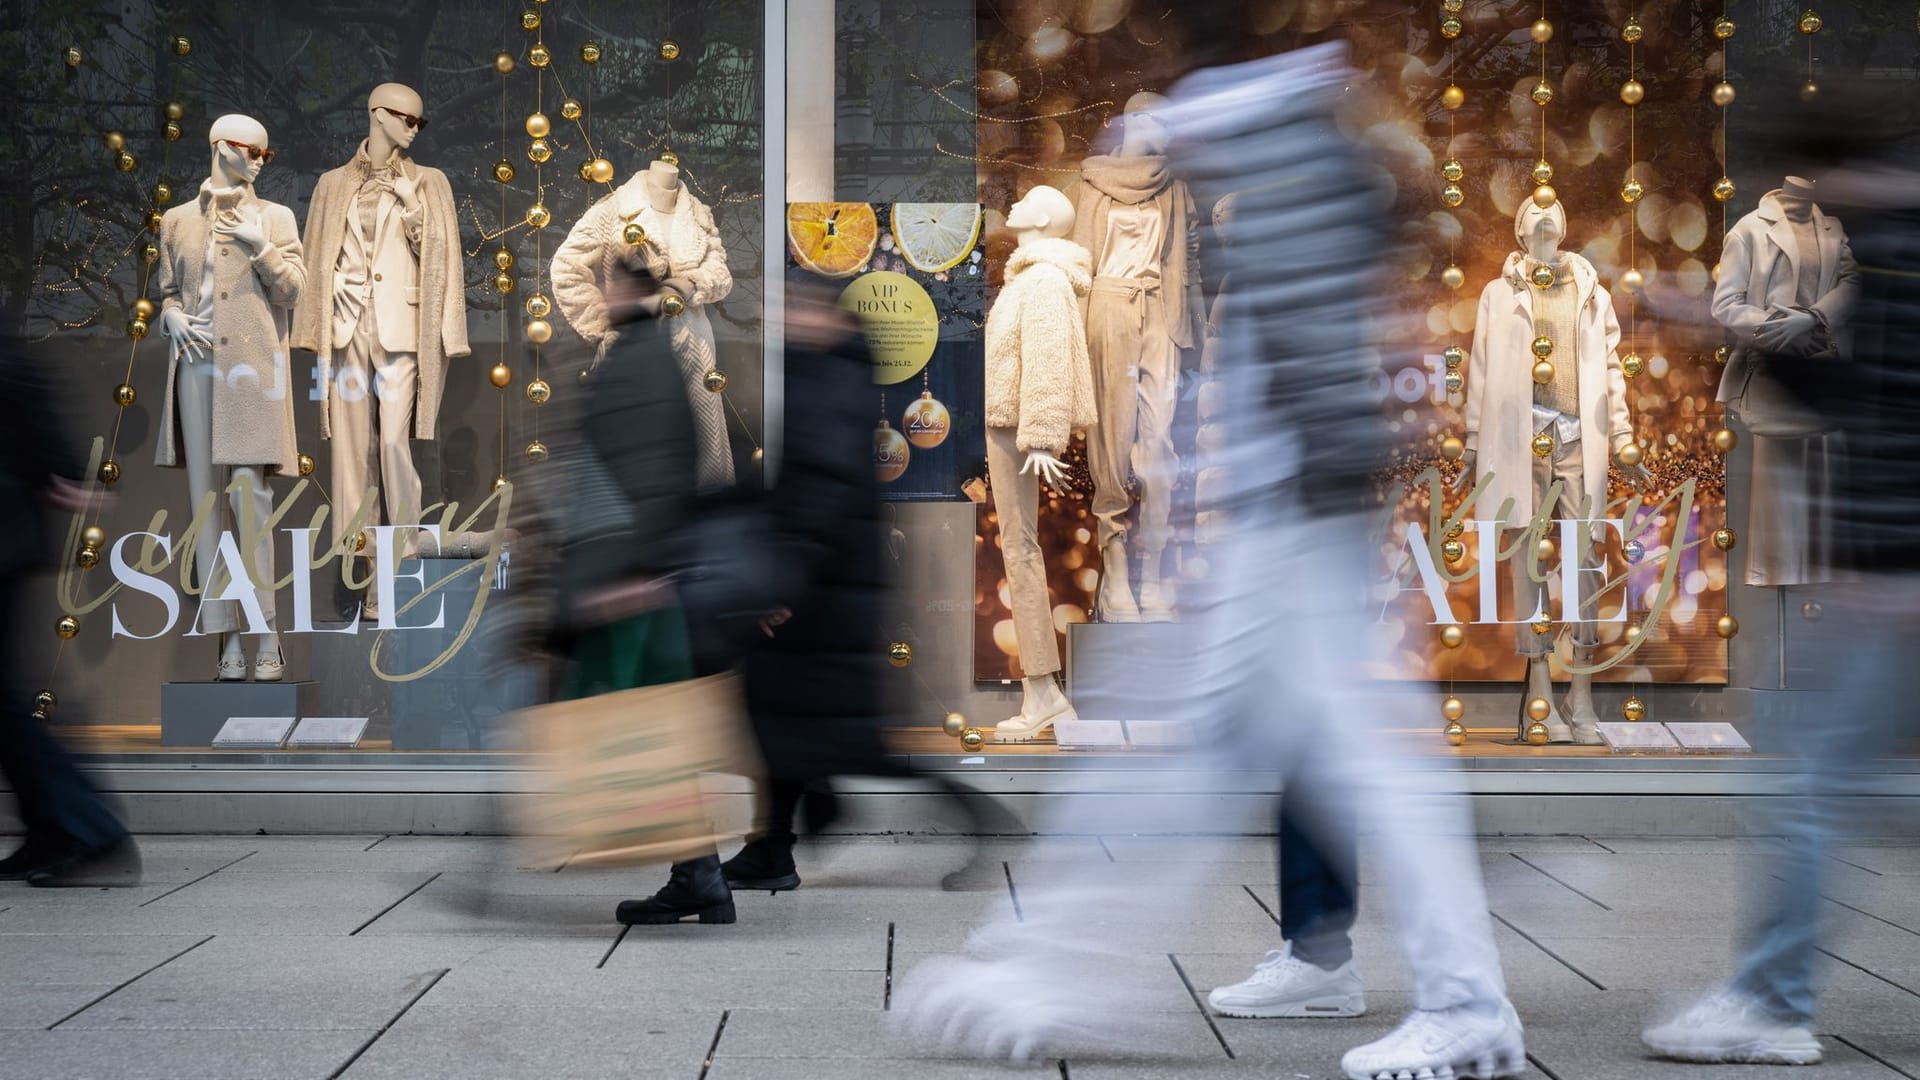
[983,236,1098,678]
[293,139,469,558]
[1072,152,1204,613]
[553,168,735,491]
[1712,185,1859,586]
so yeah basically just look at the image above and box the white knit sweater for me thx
[984,237,1097,455]
[551,176,732,350]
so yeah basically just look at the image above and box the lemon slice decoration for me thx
[890,203,982,274]
[787,202,879,279]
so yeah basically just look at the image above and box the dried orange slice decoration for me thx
[787,202,879,279]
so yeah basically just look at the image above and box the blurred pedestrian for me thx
[0,344,140,887]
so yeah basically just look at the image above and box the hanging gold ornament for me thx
[1441,85,1465,110]
[493,474,510,491]
[1621,352,1645,378]
[577,160,595,182]
[528,44,551,68]
[526,440,549,463]
[1712,177,1737,202]
[527,139,553,164]
[1442,538,1467,563]
[1713,428,1738,453]
[492,270,515,294]
[1447,521,1465,540]
[34,689,56,715]
[1441,265,1466,290]
[1532,432,1556,457]
[494,248,515,271]
[1620,80,1645,105]
[164,120,183,142]
[659,150,681,167]
[1532,619,1553,635]
[146,209,164,232]
[702,370,728,393]
[103,130,127,152]
[1442,696,1466,723]
[165,102,185,121]
[1440,624,1466,649]
[55,615,80,639]
[1622,696,1647,721]
[1442,0,1463,10]
[493,160,515,183]
[1713,16,1736,39]
[1532,185,1558,209]
[888,642,913,667]
[170,35,191,55]
[152,182,172,206]
[142,242,160,264]
[903,391,952,449]
[494,51,516,74]
[1622,268,1645,291]
[1717,614,1740,639]
[1625,624,1645,646]
[525,294,551,318]
[874,420,911,482]
[64,45,83,67]
[116,150,137,173]
[1618,442,1645,467]
[942,712,967,738]
[1531,18,1554,43]
[1712,81,1736,107]
[1444,370,1464,394]
[1440,15,1462,39]
[1532,360,1555,385]
[1442,159,1465,183]
[662,295,686,317]
[1530,263,1556,288]
[490,363,512,388]
[1799,10,1822,34]
[961,729,986,752]
[525,112,551,138]
[1531,336,1554,359]
[1800,81,1820,102]
[1440,435,1465,462]
[1441,183,1465,208]
[81,525,106,550]
[1537,535,1559,565]
[560,99,582,121]
[520,9,541,30]
[581,40,602,63]
[1531,160,1554,186]
[526,378,551,405]
[588,158,615,184]
[114,383,136,407]
[1712,527,1737,551]
[1444,720,1468,746]
[127,317,149,340]
[1527,697,1552,723]
[1530,81,1554,107]
[622,222,647,246]
[1621,178,1645,204]
[97,460,120,485]
[525,318,553,345]
[297,453,315,477]
[132,297,157,320]
[526,202,551,228]
[1443,344,1465,370]
[660,39,682,60]
[1622,16,1644,43]
[1524,720,1551,745]
[1715,345,1731,365]
[751,447,765,465]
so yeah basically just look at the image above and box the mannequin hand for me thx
[1021,450,1071,488]
[214,209,267,256]
[1621,461,1655,491]
[1450,449,1476,492]
[160,306,211,363]
[389,172,419,210]
[1753,307,1816,351]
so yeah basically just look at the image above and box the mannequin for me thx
[1712,176,1858,587]
[1072,92,1205,622]
[293,83,469,616]
[155,115,305,680]
[1460,199,1643,743]
[553,159,734,490]
[983,185,1098,742]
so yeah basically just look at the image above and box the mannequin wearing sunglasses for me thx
[154,114,306,681]
[553,157,735,489]
[293,82,470,620]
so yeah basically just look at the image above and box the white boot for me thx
[1561,647,1603,745]
[1097,539,1140,623]
[1522,656,1572,743]
[1136,556,1177,622]
[994,676,1077,743]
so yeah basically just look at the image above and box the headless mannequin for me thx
[644,161,697,302]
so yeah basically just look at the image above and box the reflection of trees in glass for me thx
[835,0,975,204]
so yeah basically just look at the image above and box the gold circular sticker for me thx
[839,270,938,385]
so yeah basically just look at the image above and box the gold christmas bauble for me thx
[492,270,515,294]
[661,295,686,317]
[164,120,183,142]
[1532,359,1555,385]
[493,474,510,491]
[1711,81,1737,107]
[581,41,602,63]
[1526,697,1552,723]
[1715,345,1731,365]
[1713,16,1736,39]
[960,729,985,752]
[169,35,191,56]
[76,547,99,570]
[1622,16,1644,43]
[527,139,552,164]
[525,112,551,138]
[1622,268,1645,291]
[103,130,127,152]
[528,44,551,68]
[526,440,549,463]
[1531,158,1555,185]
[524,293,552,319]
[152,183,172,206]
[114,383,136,407]
[1440,624,1466,649]
[1532,432,1556,457]
[1623,695,1647,721]
[1712,527,1736,551]
[589,157,615,184]
[116,150,137,173]
[1530,263,1555,288]
[1532,619,1553,635]
[493,159,516,183]
[1444,370,1464,394]
[165,101,185,121]
[874,420,910,482]
[1442,0,1463,10]
[1447,521,1465,540]
[1617,442,1645,467]
[97,460,119,485]
[1625,623,1645,646]
[55,615,79,639]
[622,222,647,246]
[1441,265,1466,290]
[1800,81,1820,103]
[526,202,551,228]
[1716,614,1739,639]
[943,712,968,738]
[1444,720,1468,746]
[1440,15,1462,39]
[888,641,913,667]
[490,363,512,388]
[64,45,83,67]
[1531,18,1554,43]
[1800,10,1823,34]
[297,452,315,477]
[560,99,583,121]
[1530,81,1554,107]
[1441,85,1465,110]
[1441,183,1464,208]
[659,39,682,60]
[34,689,56,714]
[525,318,553,345]
[1712,177,1737,202]
[1440,435,1465,462]
[1443,344,1466,370]
[1442,539,1467,563]
[146,209,164,232]
[131,297,157,320]
[903,391,952,449]
[1441,158,1464,183]
[1536,535,1558,564]
[141,243,159,264]
[1442,696,1466,722]
[520,9,541,30]
[494,248,515,271]
[1802,601,1823,622]
[577,159,596,182]
[1531,335,1554,359]
[526,378,551,405]
[703,370,728,393]
[1620,79,1645,106]
[1532,185,1557,209]
[127,317,149,339]
[1524,720,1550,745]
[1621,178,1646,204]
[494,51,515,74]
[1713,428,1737,453]
[1621,353,1645,378]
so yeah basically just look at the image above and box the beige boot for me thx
[1098,539,1141,623]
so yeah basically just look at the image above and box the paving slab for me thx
[1527,1030,1905,1079]
[718,1007,1230,1062]
[336,1003,716,1080]
[0,1029,369,1080]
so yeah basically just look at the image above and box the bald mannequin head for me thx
[1119,91,1170,156]
[1007,184,1075,243]
[368,82,425,156]
[1513,198,1568,263]
[207,113,270,186]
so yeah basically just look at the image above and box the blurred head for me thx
[1121,92,1170,155]
[1006,185,1075,239]
[368,83,426,152]
[208,114,271,185]
[603,251,664,324]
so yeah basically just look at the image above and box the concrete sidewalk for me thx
[1,834,1917,1079]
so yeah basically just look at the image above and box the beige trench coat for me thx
[154,182,304,475]
[1464,253,1632,526]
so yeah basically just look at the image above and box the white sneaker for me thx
[1642,989,1823,1065]
[892,953,1148,1063]
[1208,945,1366,1019]
[1341,1001,1526,1080]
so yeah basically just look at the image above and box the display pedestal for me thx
[160,681,319,747]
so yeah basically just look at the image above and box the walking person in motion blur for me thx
[893,43,1526,1080]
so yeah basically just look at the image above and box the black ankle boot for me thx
[615,855,736,925]
[721,835,801,893]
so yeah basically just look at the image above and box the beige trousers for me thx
[330,316,422,560]
[175,356,276,636]
[1511,437,1601,656]
[987,426,1060,677]
[1087,278,1181,559]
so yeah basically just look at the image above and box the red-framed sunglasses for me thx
[374,106,428,131]
[220,139,275,164]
